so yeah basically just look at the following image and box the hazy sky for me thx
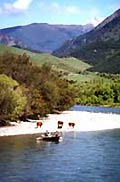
[0,0,120,28]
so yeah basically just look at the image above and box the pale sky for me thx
[0,0,120,28]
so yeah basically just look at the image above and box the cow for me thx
[36,121,43,128]
[58,121,63,129]
[68,122,75,128]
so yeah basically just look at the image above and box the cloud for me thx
[91,17,104,26]
[39,2,82,16]
[1,0,33,14]
[64,6,81,14]
[13,0,33,10]
[87,8,104,26]
[89,7,100,17]
[38,2,109,26]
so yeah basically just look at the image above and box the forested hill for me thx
[53,9,120,74]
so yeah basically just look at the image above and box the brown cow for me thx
[58,121,63,129]
[68,122,75,128]
[36,121,43,128]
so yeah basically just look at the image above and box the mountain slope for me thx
[0,33,23,47]
[0,23,93,53]
[89,51,120,74]
[53,9,120,73]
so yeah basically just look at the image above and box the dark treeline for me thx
[0,52,75,125]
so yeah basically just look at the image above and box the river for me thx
[70,104,120,114]
[0,105,120,182]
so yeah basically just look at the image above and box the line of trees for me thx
[75,77,120,106]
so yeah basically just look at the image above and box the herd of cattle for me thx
[36,120,75,129]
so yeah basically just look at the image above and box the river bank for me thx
[0,111,120,136]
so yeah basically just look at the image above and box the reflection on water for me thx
[0,131,120,182]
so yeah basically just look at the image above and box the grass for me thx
[0,44,105,84]
[64,72,102,83]
[2,45,110,84]
[0,44,91,74]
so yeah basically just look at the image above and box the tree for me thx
[0,74,26,125]
[0,52,76,117]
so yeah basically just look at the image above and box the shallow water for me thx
[0,130,120,182]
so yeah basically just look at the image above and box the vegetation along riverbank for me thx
[0,45,120,127]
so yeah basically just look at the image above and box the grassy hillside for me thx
[64,72,98,83]
[0,45,91,74]
[1,45,120,109]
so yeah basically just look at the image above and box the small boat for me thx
[36,132,62,142]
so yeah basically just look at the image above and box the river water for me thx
[70,104,120,114]
[0,106,120,182]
